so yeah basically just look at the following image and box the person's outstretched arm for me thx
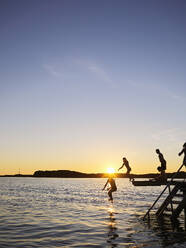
[178,149,184,156]
[102,180,108,190]
[118,164,124,171]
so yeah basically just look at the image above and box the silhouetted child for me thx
[152,149,167,182]
[102,176,117,202]
[118,157,132,181]
[178,142,186,166]
[156,149,166,177]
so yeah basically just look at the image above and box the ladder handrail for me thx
[143,163,184,220]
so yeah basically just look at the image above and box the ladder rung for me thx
[175,194,184,197]
[172,200,181,204]
[179,187,186,191]
[165,208,172,212]
[163,213,172,217]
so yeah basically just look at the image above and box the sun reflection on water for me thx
[107,206,119,246]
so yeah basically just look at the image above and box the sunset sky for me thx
[0,0,186,175]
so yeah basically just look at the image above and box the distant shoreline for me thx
[0,170,186,179]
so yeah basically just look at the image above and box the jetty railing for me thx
[143,163,184,220]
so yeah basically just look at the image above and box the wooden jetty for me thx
[135,164,186,223]
[132,180,167,186]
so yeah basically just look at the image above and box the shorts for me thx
[157,166,165,172]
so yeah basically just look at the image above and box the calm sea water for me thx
[0,177,186,248]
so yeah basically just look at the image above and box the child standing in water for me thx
[178,142,186,165]
[102,176,117,202]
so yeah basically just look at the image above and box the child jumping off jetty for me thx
[156,149,167,181]
[150,149,167,182]
[178,142,186,166]
[102,176,117,202]
[118,157,132,181]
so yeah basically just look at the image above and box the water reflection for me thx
[107,206,119,247]
[147,215,186,247]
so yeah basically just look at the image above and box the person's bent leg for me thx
[161,170,166,181]
[108,189,113,201]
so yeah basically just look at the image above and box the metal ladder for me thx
[143,164,185,220]
[156,182,186,219]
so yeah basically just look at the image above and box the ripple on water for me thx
[0,178,186,247]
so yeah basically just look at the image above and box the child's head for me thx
[156,149,160,154]
[108,176,115,182]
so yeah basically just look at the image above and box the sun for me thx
[107,167,115,174]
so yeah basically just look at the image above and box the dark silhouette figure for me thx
[178,142,186,166]
[103,176,117,202]
[155,149,167,181]
[118,157,132,180]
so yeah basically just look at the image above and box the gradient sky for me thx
[0,0,186,175]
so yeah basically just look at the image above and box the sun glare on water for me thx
[107,168,115,174]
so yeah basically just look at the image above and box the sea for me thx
[0,177,186,248]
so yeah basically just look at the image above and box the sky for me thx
[0,0,186,175]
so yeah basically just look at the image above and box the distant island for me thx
[1,170,186,179]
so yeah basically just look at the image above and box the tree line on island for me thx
[1,170,186,179]
[32,170,186,178]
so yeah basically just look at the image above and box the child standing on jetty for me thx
[178,142,186,165]
[102,176,117,202]
[156,149,167,181]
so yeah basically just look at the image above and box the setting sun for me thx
[107,168,115,174]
